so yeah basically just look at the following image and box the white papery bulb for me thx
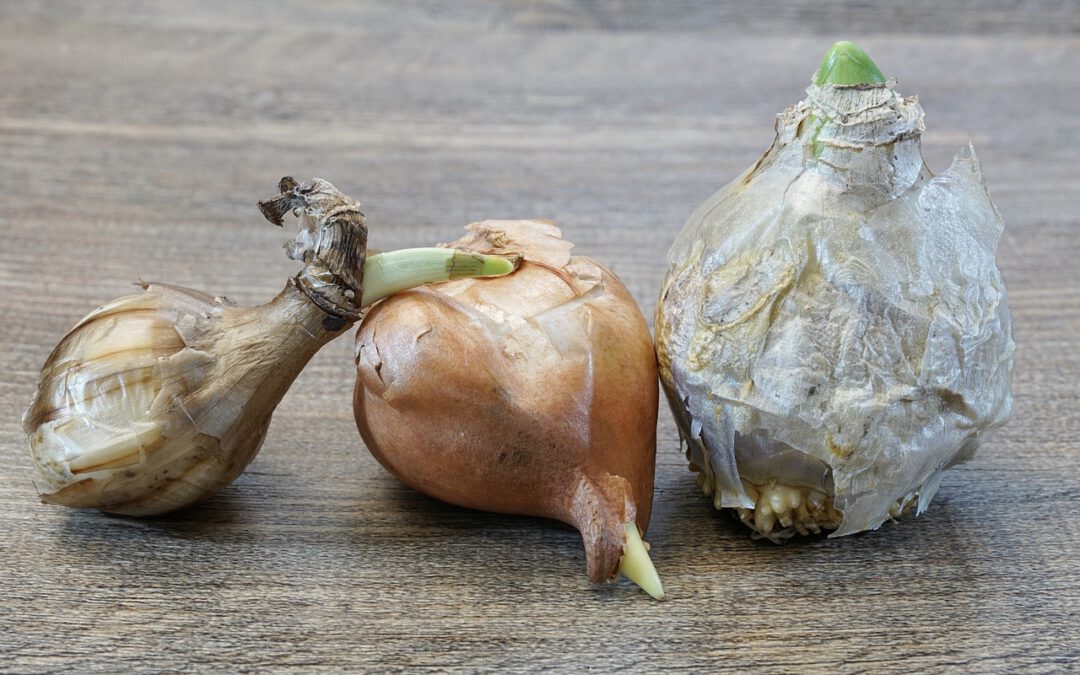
[655,42,1014,539]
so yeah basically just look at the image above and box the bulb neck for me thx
[790,79,926,203]
[267,278,357,338]
[789,42,926,201]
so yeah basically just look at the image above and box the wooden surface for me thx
[1,2,1077,672]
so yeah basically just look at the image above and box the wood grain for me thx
[1,2,1077,672]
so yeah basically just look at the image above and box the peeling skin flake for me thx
[656,43,1014,540]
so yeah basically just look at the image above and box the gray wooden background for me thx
[1,1,1077,672]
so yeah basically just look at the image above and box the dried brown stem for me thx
[259,177,368,320]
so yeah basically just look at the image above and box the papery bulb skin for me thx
[354,221,661,592]
[23,281,345,515]
[655,42,1014,540]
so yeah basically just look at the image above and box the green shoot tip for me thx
[480,254,520,277]
[815,41,886,86]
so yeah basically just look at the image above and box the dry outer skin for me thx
[354,220,659,582]
[655,76,1014,539]
[23,281,347,515]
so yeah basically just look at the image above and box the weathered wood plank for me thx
[2,0,1077,35]
[0,3,1077,672]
